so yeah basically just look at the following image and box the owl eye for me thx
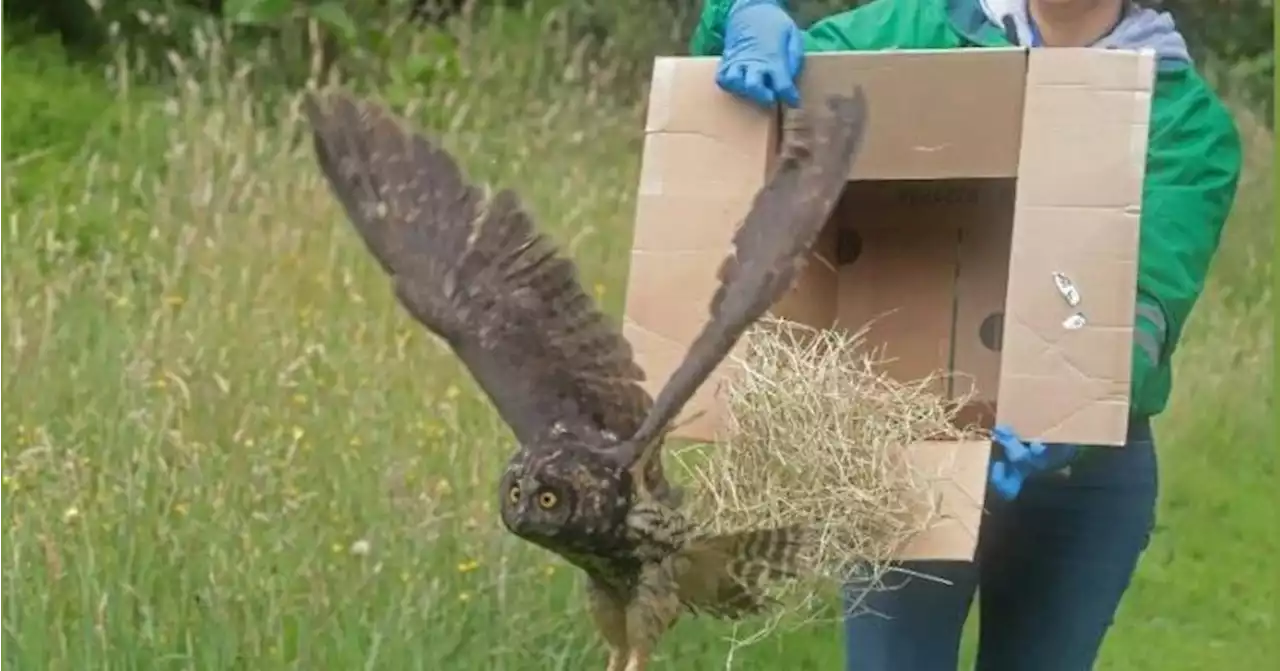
[507,484,521,504]
[537,491,559,509]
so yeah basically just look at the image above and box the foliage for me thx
[3,1,1269,118]
[0,37,170,262]
[1,5,1274,671]
[1,19,649,670]
[1151,0,1274,124]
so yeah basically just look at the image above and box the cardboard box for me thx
[622,47,1156,561]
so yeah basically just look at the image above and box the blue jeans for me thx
[841,418,1158,671]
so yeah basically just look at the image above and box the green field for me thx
[2,10,1274,670]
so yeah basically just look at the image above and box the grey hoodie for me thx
[978,0,1191,69]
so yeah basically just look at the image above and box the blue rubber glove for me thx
[716,0,805,108]
[988,423,1081,501]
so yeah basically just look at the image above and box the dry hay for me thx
[673,316,983,627]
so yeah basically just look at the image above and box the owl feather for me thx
[304,87,869,671]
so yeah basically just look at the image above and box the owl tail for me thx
[674,525,810,619]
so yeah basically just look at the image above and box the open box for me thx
[621,47,1156,560]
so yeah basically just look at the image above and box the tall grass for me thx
[2,9,1274,670]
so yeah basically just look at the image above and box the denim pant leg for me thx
[975,418,1159,671]
[841,559,978,671]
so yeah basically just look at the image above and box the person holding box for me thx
[688,1,1242,669]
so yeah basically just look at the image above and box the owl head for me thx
[497,422,633,556]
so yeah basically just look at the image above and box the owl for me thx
[303,86,868,670]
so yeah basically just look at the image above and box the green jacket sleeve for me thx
[1130,69,1243,415]
[803,0,954,51]
[689,0,739,56]
[689,0,950,56]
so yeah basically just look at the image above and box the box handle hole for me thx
[836,229,863,266]
[980,312,1005,352]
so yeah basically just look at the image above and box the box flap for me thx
[622,57,778,442]
[896,440,990,561]
[795,49,1028,180]
[995,48,1155,446]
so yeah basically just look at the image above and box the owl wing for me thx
[675,525,809,618]
[621,88,869,466]
[304,91,653,446]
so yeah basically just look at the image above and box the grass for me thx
[2,11,1274,670]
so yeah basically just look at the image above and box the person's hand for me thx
[988,423,1081,501]
[716,0,805,108]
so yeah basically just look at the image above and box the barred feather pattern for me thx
[304,86,869,671]
[303,91,655,449]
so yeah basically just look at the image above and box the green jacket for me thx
[690,0,1243,420]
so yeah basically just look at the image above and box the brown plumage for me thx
[303,86,868,670]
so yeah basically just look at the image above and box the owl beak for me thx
[508,508,532,534]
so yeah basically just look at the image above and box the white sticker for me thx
[1052,272,1081,307]
[1063,313,1087,330]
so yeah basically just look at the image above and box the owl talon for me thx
[622,649,649,671]
[605,646,628,671]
